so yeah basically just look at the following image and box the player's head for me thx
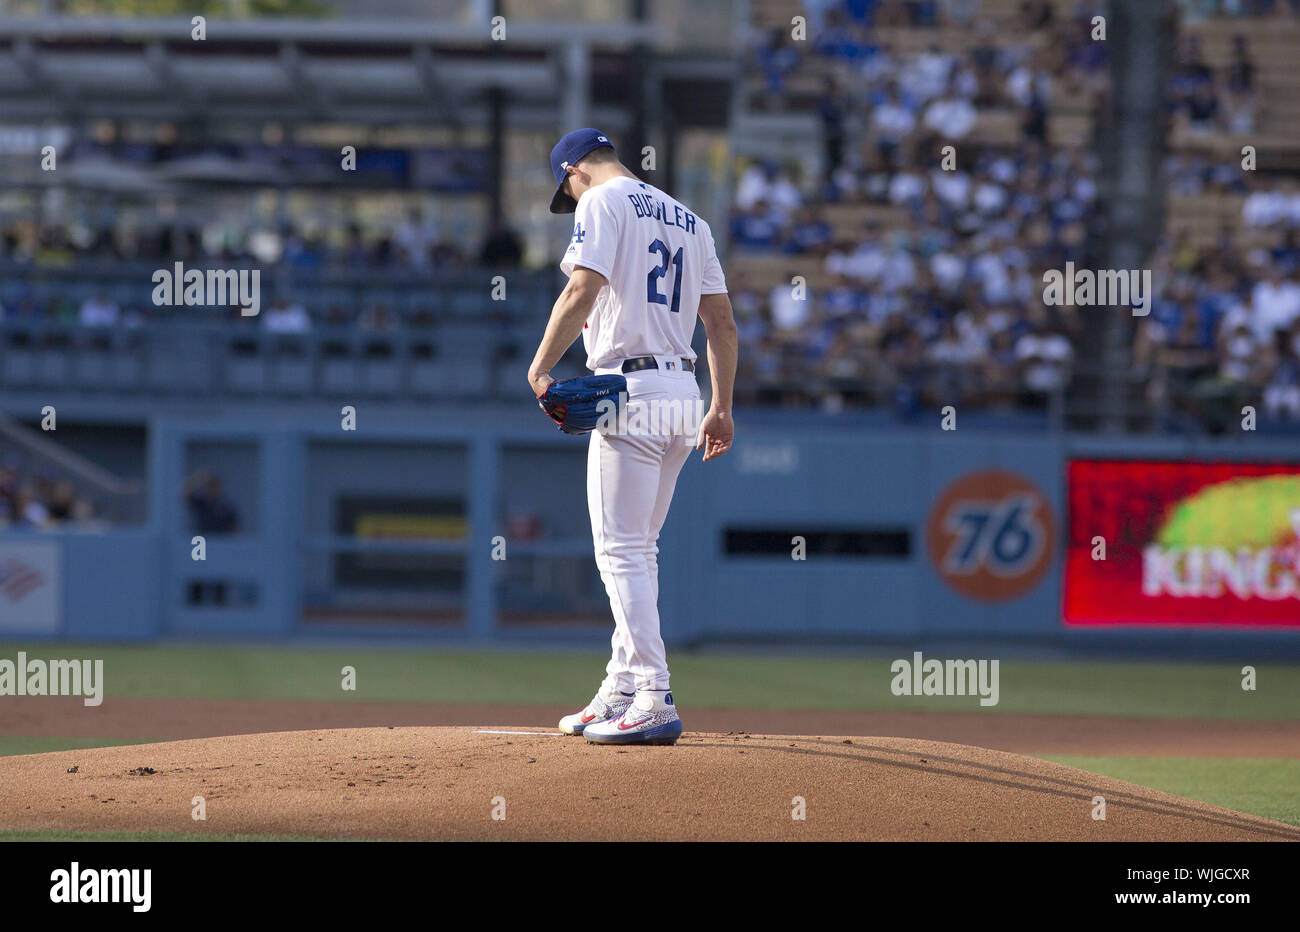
[548,128,617,214]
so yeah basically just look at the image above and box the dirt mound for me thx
[0,727,1294,841]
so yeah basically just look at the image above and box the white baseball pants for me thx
[586,359,701,693]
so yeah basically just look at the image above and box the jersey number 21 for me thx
[647,239,683,313]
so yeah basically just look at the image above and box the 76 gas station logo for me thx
[926,471,1055,601]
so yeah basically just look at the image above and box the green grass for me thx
[0,736,163,757]
[0,643,1294,720]
[0,829,353,842]
[1037,755,1300,827]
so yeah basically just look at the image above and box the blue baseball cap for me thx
[548,128,615,214]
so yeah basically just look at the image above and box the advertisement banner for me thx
[1065,460,1300,626]
[0,538,61,634]
[926,469,1056,602]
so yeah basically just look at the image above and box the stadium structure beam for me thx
[412,44,463,129]
[0,99,633,131]
[0,16,676,129]
[560,40,591,134]
[1100,0,1167,432]
[0,16,661,46]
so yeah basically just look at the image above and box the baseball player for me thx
[528,128,738,745]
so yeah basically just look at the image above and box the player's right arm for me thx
[696,291,737,462]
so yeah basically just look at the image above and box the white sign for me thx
[0,539,61,634]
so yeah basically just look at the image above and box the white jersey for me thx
[560,176,727,371]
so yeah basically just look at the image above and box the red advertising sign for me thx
[1065,460,1300,627]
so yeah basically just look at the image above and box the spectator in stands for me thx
[1274,228,1300,267]
[12,486,50,529]
[1242,177,1300,228]
[786,207,834,255]
[982,329,1023,406]
[431,238,468,270]
[394,208,436,268]
[1015,314,1074,398]
[756,28,801,105]
[860,39,899,88]
[926,318,982,401]
[766,167,805,217]
[1154,310,1218,402]
[1017,1,1054,31]
[819,76,849,175]
[1184,81,1221,134]
[1248,262,1300,341]
[769,276,811,331]
[1263,331,1300,419]
[901,43,954,104]
[1218,320,1262,385]
[1169,35,1215,109]
[185,469,239,535]
[813,8,873,62]
[44,481,77,523]
[730,200,784,252]
[0,464,18,526]
[283,229,325,269]
[868,78,918,167]
[359,302,397,333]
[334,223,371,267]
[78,291,120,327]
[922,76,978,140]
[735,161,775,211]
[262,297,312,333]
[905,0,940,27]
[941,0,981,29]
[1225,34,1255,94]
[479,220,523,268]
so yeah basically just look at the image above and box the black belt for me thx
[621,356,694,373]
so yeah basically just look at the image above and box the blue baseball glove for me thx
[537,374,628,435]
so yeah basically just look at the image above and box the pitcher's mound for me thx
[0,727,1294,841]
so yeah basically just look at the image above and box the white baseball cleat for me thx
[583,689,683,745]
[558,686,634,735]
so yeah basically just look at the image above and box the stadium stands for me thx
[1139,4,1300,429]
[1,0,1297,473]
[729,0,1106,412]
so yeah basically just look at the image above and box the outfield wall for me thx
[2,413,1298,656]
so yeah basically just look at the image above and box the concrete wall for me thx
[2,413,1297,657]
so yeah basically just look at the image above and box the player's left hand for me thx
[696,408,733,462]
[529,370,556,398]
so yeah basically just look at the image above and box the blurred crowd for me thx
[1177,0,1300,19]
[731,0,1105,410]
[0,209,528,332]
[1138,19,1300,424]
[1138,178,1300,424]
[0,209,523,276]
[1167,34,1258,137]
[2,0,1297,427]
[0,462,100,531]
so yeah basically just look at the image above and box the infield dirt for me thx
[5,696,1299,756]
[1,727,1296,841]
